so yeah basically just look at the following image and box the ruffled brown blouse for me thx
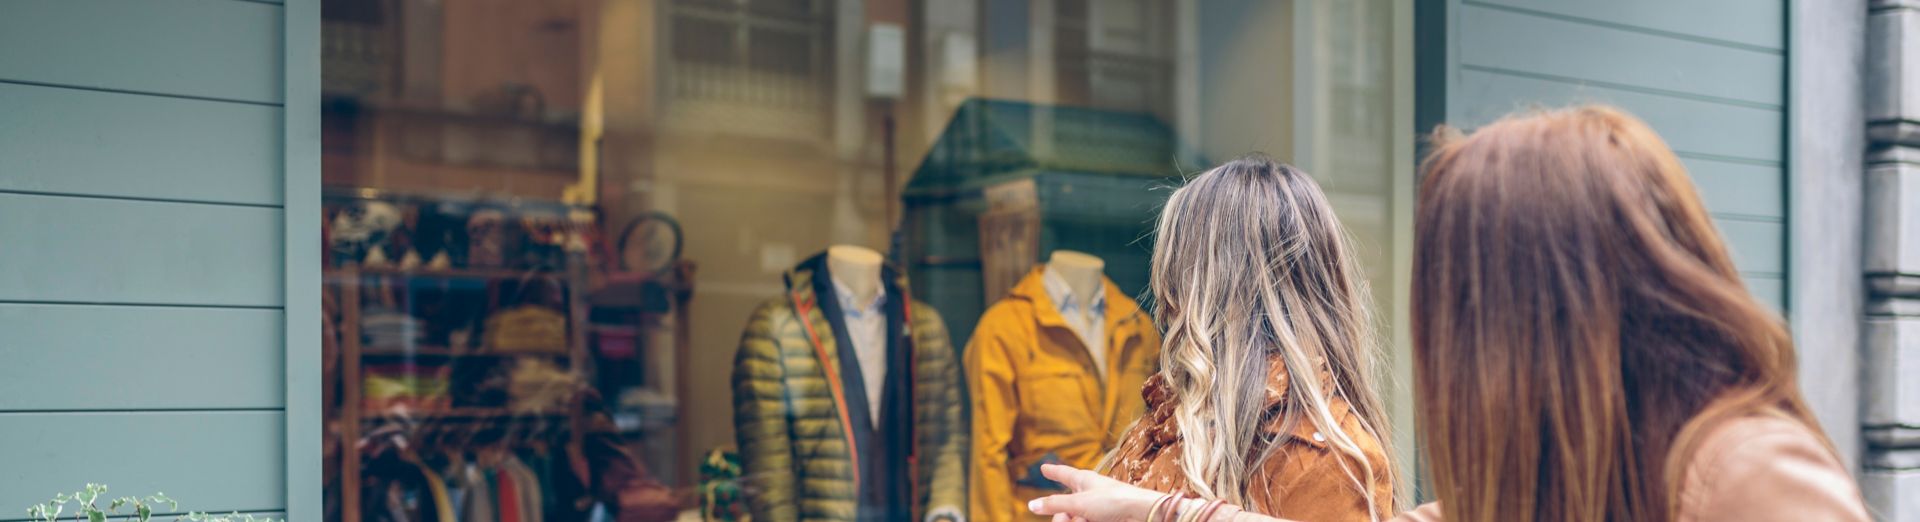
[1103,357,1395,521]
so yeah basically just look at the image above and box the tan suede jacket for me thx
[1105,357,1395,522]
[1395,413,1868,522]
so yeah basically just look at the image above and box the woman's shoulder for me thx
[1390,503,1443,522]
[1677,413,1867,522]
[1686,413,1833,482]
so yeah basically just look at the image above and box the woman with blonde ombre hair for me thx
[1026,107,1868,522]
[1089,154,1399,522]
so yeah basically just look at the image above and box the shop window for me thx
[1054,0,1174,119]
[320,1,1414,520]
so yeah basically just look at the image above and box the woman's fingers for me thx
[1029,494,1080,516]
[1040,463,1097,491]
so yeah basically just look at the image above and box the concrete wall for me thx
[1863,0,1920,517]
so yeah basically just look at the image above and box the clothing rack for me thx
[334,252,592,522]
[327,190,700,520]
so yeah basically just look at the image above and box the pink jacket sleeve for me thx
[1386,417,1867,522]
[1679,416,1868,522]
[1390,503,1443,522]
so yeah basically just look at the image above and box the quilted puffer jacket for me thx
[731,257,967,522]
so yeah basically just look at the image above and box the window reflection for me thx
[320,1,1410,520]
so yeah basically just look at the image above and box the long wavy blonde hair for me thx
[1118,155,1397,517]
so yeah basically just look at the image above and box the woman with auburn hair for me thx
[1025,106,1869,522]
[1091,154,1399,521]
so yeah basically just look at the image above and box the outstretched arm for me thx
[1029,464,1444,522]
[1026,464,1277,522]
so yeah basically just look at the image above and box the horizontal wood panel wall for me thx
[1436,0,1789,310]
[0,0,291,518]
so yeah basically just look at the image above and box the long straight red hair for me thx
[1411,106,1831,522]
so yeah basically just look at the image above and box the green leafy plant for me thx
[27,484,280,522]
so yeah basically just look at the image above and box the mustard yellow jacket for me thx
[966,269,1161,522]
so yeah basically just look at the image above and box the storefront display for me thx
[966,253,1163,522]
[729,247,966,522]
[315,0,1411,519]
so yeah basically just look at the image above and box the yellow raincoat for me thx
[966,269,1161,522]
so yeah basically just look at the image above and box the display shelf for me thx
[360,407,571,421]
[360,344,455,355]
[326,266,568,281]
[361,345,571,358]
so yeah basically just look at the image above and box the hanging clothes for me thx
[406,459,456,522]
[504,455,546,522]
[459,462,498,522]
[438,454,469,519]
[497,463,525,522]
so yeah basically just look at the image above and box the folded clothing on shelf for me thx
[484,305,568,353]
[363,361,452,413]
[507,358,579,414]
[362,310,427,348]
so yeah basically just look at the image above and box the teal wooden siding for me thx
[0,305,283,410]
[0,0,312,518]
[1424,0,1789,310]
[0,82,283,205]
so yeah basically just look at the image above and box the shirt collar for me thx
[1042,266,1106,316]
[830,275,887,319]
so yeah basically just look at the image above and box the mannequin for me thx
[967,249,1162,522]
[826,244,889,429]
[827,245,885,306]
[1046,250,1105,311]
[732,247,967,522]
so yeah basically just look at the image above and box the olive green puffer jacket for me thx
[731,262,967,522]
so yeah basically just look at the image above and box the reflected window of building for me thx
[666,0,833,136]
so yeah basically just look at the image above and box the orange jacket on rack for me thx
[966,269,1161,522]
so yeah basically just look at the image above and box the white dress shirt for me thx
[1043,267,1109,380]
[831,275,889,427]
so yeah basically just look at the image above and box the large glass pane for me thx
[319,1,1411,519]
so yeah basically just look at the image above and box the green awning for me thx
[903,98,1202,198]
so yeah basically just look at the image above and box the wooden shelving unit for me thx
[332,254,591,522]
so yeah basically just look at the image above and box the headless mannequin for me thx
[823,244,909,520]
[1048,250,1110,380]
[1047,250,1106,310]
[827,245,884,305]
[825,244,890,426]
